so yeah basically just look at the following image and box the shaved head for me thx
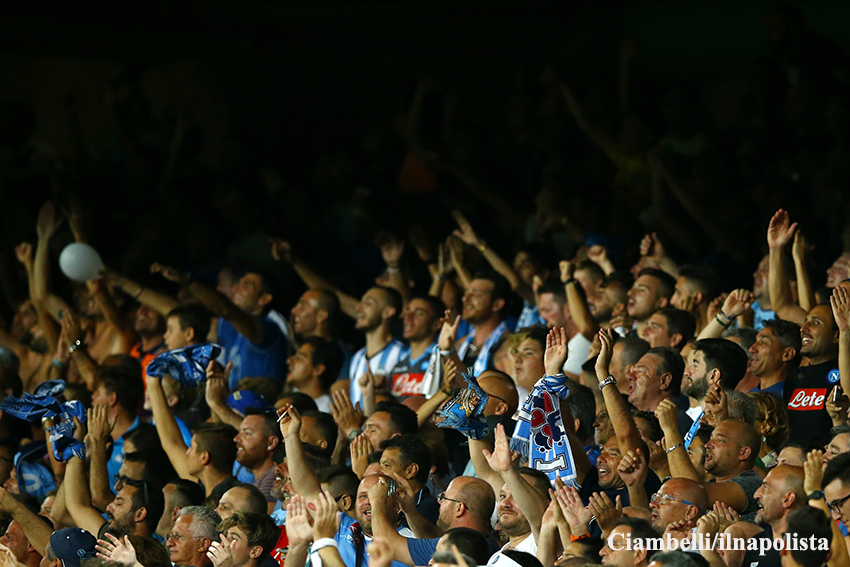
[478,370,519,416]
[663,478,709,511]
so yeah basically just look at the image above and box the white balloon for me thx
[59,243,105,282]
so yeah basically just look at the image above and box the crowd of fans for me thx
[0,4,850,567]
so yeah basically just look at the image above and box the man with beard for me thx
[234,412,281,511]
[450,274,511,378]
[166,506,221,567]
[389,296,442,398]
[589,277,629,329]
[66,447,164,539]
[128,305,166,376]
[626,269,676,337]
[347,287,406,406]
[151,263,289,388]
[740,466,806,567]
[766,211,841,442]
[364,475,496,566]
[747,320,801,398]
[681,339,748,422]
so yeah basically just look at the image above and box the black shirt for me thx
[742,525,781,567]
[784,359,840,444]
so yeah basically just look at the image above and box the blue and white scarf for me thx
[437,371,490,440]
[0,394,87,461]
[684,409,703,449]
[510,374,577,485]
[457,321,509,377]
[146,343,222,386]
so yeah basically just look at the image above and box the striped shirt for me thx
[516,300,545,329]
[349,340,407,406]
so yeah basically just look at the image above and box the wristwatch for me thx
[807,491,825,501]
[598,375,617,390]
[68,339,82,355]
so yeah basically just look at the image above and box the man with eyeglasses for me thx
[821,452,850,542]
[648,478,707,533]
[167,506,221,567]
[362,475,496,566]
[65,449,165,540]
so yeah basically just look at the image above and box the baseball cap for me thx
[226,389,269,415]
[50,528,97,567]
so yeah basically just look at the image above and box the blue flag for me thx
[510,374,577,485]
[0,394,87,461]
[146,343,222,386]
[437,371,490,440]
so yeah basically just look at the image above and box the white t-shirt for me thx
[563,333,592,376]
[487,533,538,565]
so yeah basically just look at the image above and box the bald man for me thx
[648,478,707,533]
[744,466,806,567]
[373,475,496,566]
[478,370,519,418]
[703,420,763,519]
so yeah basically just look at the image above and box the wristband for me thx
[564,278,578,286]
[348,429,360,442]
[598,375,617,391]
[439,349,452,356]
[386,266,400,274]
[666,443,683,454]
[477,242,487,253]
[52,358,65,368]
[807,491,825,501]
[311,538,338,553]
[715,312,732,327]
[571,533,591,542]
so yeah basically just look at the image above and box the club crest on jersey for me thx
[827,369,840,384]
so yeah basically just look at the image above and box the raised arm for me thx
[61,311,99,390]
[697,290,754,340]
[0,487,54,554]
[654,399,700,481]
[553,76,621,162]
[86,278,135,350]
[270,240,359,319]
[152,262,263,345]
[830,286,850,396]
[147,375,192,479]
[278,405,322,505]
[377,234,412,307]
[483,424,548,541]
[106,270,178,316]
[561,261,598,340]
[368,480,415,566]
[65,451,108,535]
[595,330,642,455]
[452,211,532,303]
[445,237,472,291]
[86,406,117,511]
[766,210,807,325]
[792,231,816,313]
[204,362,243,429]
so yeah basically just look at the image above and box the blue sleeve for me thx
[217,318,237,346]
[407,538,440,566]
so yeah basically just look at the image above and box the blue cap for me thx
[50,528,97,567]
[226,390,269,415]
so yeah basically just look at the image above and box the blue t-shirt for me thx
[749,381,785,399]
[752,300,776,331]
[217,317,289,390]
